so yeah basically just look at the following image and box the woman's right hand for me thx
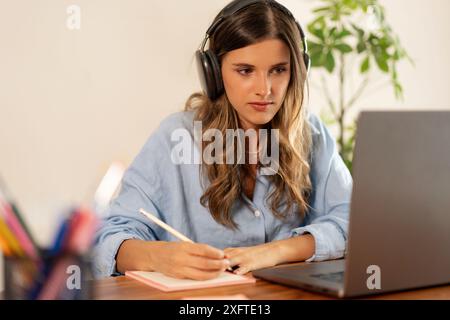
[116,239,230,280]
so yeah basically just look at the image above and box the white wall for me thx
[0,0,449,246]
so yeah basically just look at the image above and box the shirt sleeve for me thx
[92,128,168,278]
[291,114,353,262]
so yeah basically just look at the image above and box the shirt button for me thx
[254,210,261,217]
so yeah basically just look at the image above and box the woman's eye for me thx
[237,68,252,75]
[236,67,287,76]
[272,67,287,74]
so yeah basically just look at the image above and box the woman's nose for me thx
[255,73,272,97]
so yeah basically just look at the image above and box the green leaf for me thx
[310,52,325,67]
[392,50,401,61]
[356,41,366,53]
[308,15,325,29]
[335,28,352,39]
[375,53,389,72]
[360,56,370,73]
[324,51,336,73]
[351,23,365,37]
[335,43,353,53]
[312,6,331,14]
[308,27,325,41]
[307,18,326,40]
[394,82,403,100]
[320,50,329,66]
[391,67,398,80]
[330,27,338,38]
[368,34,380,47]
[344,0,358,10]
[379,36,393,49]
[307,41,324,55]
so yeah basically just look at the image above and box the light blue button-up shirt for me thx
[93,111,353,278]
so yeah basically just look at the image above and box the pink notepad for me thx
[125,271,256,292]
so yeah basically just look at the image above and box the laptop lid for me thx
[344,111,450,297]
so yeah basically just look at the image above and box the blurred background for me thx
[0,0,449,247]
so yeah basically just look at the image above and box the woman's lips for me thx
[249,103,273,112]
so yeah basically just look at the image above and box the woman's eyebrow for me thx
[232,62,290,68]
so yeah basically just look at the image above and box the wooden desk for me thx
[93,274,450,300]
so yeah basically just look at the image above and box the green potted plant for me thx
[306,0,412,172]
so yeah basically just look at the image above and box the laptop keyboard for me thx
[310,271,345,283]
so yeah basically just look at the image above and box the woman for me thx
[93,0,352,280]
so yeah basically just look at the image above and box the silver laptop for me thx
[253,111,450,298]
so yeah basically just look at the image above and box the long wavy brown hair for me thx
[185,1,312,229]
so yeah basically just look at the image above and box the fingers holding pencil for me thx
[138,208,234,276]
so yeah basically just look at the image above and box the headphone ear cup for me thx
[195,50,215,100]
[205,50,224,100]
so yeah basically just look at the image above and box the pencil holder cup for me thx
[3,250,94,300]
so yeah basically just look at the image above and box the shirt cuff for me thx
[93,232,142,278]
[291,222,346,262]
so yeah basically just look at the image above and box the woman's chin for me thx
[247,114,275,128]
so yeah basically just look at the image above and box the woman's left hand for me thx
[224,235,316,275]
[224,242,282,275]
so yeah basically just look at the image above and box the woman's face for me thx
[221,38,291,131]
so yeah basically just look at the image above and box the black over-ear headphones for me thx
[195,0,310,101]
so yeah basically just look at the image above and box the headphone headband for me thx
[206,0,268,36]
[203,0,308,53]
